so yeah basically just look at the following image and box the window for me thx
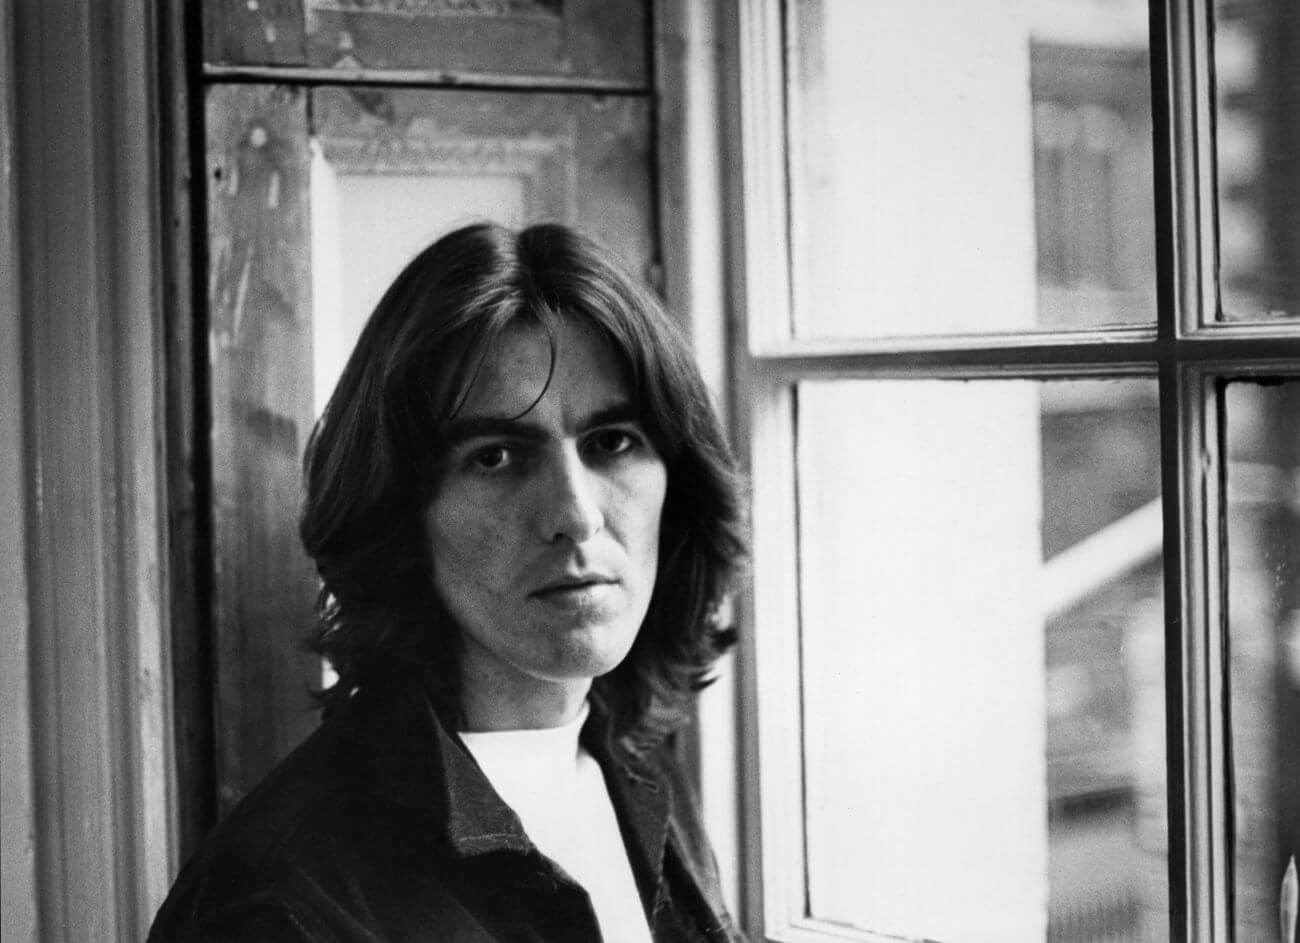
[730,1,1299,941]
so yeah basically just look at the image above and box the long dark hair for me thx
[299,222,746,744]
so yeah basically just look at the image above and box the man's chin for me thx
[534,630,639,683]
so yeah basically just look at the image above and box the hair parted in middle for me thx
[299,221,747,745]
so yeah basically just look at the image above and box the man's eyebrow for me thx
[440,401,642,445]
[576,402,641,434]
[440,416,549,446]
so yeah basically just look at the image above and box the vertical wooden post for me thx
[206,84,322,811]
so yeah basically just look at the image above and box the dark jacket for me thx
[147,677,744,942]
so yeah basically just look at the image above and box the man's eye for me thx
[470,445,512,470]
[587,429,638,457]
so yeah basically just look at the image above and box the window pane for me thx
[796,378,1166,941]
[786,0,1154,338]
[1226,381,1300,938]
[1214,0,1299,321]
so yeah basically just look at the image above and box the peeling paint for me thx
[231,256,252,341]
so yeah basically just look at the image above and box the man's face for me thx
[422,318,667,729]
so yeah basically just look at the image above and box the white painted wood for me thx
[1166,0,1221,336]
[1,2,40,938]
[654,0,745,919]
[1164,0,1233,936]
[738,0,796,353]
[656,0,731,405]
[9,0,175,939]
[748,383,808,941]
[1177,368,1232,942]
[730,1,808,936]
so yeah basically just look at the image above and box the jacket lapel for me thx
[580,708,673,912]
[343,677,534,858]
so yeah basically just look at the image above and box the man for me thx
[148,223,748,941]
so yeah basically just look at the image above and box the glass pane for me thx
[787,0,1155,338]
[796,378,1167,941]
[1214,0,1299,321]
[203,0,305,67]
[1226,380,1300,939]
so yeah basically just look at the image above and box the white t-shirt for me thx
[459,704,654,943]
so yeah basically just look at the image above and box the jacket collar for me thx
[580,699,673,903]
[342,675,672,882]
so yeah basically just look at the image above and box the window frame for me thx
[724,1,1300,941]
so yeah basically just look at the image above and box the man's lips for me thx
[530,574,618,598]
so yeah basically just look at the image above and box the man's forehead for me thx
[451,319,635,427]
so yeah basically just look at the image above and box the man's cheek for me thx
[442,518,511,574]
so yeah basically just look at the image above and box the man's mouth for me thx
[531,574,617,598]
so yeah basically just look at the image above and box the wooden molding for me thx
[10,1,176,938]
[2,0,40,938]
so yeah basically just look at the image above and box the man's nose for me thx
[537,447,605,544]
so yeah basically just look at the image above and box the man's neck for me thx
[458,676,592,732]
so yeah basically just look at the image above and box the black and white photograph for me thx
[3,1,1298,941]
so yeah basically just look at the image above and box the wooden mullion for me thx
[730,0,795,936]
[1153,0,1191,935]
[749,334,1300,383]
[1156,357,1190,939]
[1169,0,1219,335]
[1162,0,1237,938]
[1166,367,1234,942]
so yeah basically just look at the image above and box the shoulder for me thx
[197,694,430,871]
[148,685,467,942]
